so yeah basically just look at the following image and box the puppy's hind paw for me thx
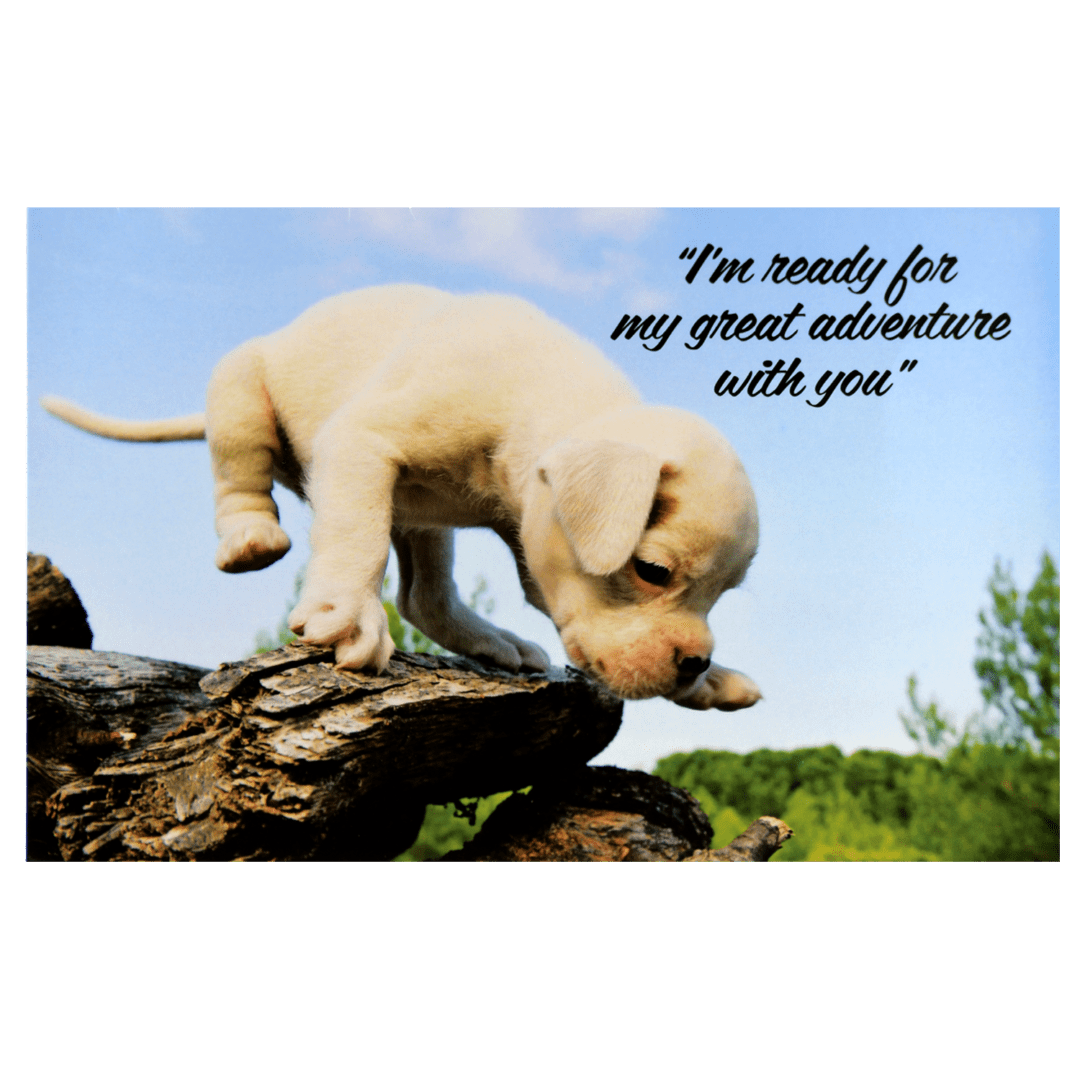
[216,516,291,573]
[506,633,551,674]
[466,626,550,675]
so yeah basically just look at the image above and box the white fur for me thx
[43,284,762,710]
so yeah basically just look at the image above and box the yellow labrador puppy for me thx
[43,285,761,710]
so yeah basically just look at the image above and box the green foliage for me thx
[654,745,846,822]
[903,742,1059,860]
[899,677,955,755]
[778,783,939,862]
[901,554,1059,758]
[974,553,1059,757]
[393,791,519,861]
[655,742,1058,861]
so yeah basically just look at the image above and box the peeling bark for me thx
[31,642,623,861]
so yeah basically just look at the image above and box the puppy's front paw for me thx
[670,663,762,711]
[216,515,291,573]
[288,590,394,672]
[331,625,395,672]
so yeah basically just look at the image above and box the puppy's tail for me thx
[41,395,206,442]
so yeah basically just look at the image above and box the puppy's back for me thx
[259,284,452,447]
[255,284,641,467]
[372,290,642,439]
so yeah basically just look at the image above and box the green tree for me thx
[974,553,1059,757]
[902,553,1059,758]
[871,553,1060,859]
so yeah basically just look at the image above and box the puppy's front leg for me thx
[287,424,398,671]
[394,528,549,673]
[667,663,762,711]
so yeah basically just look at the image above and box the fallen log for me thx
[32,642,624,861]
[25,558,792,863]
[446,766,712,860]
[29,643,793,862]
[447,768,793,861]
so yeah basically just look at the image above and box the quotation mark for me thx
[900,359,919,371]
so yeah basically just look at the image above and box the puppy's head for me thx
[520,406,758,704]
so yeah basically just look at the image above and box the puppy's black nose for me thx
[677,654,712,679]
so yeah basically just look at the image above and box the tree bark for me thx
[446,766,713,861]
[446,768,793,862]
[685,816,795,861]
[27,554,93,648]
[31,642,623,861]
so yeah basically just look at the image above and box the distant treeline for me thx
[654,743,1058,862]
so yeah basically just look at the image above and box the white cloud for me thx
[313,208,660,295]
[574,208,661,241]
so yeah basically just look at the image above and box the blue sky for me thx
[27,208,1059,769]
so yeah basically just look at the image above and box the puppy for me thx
[42,284,761,710]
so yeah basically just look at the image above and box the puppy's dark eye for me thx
[633,559,671,586]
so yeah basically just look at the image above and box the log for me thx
[446,768,793,861]
[27,553,93,648]
[25,550,791,863]
[31,642,624,861]
[446,766,714,861]
[685,816,795,861]
[27,646,211,860]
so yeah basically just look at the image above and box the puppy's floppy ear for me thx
[538,439,662,575]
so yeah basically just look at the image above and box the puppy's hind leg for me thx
[206,346,292,573]
[394,527,550,673]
